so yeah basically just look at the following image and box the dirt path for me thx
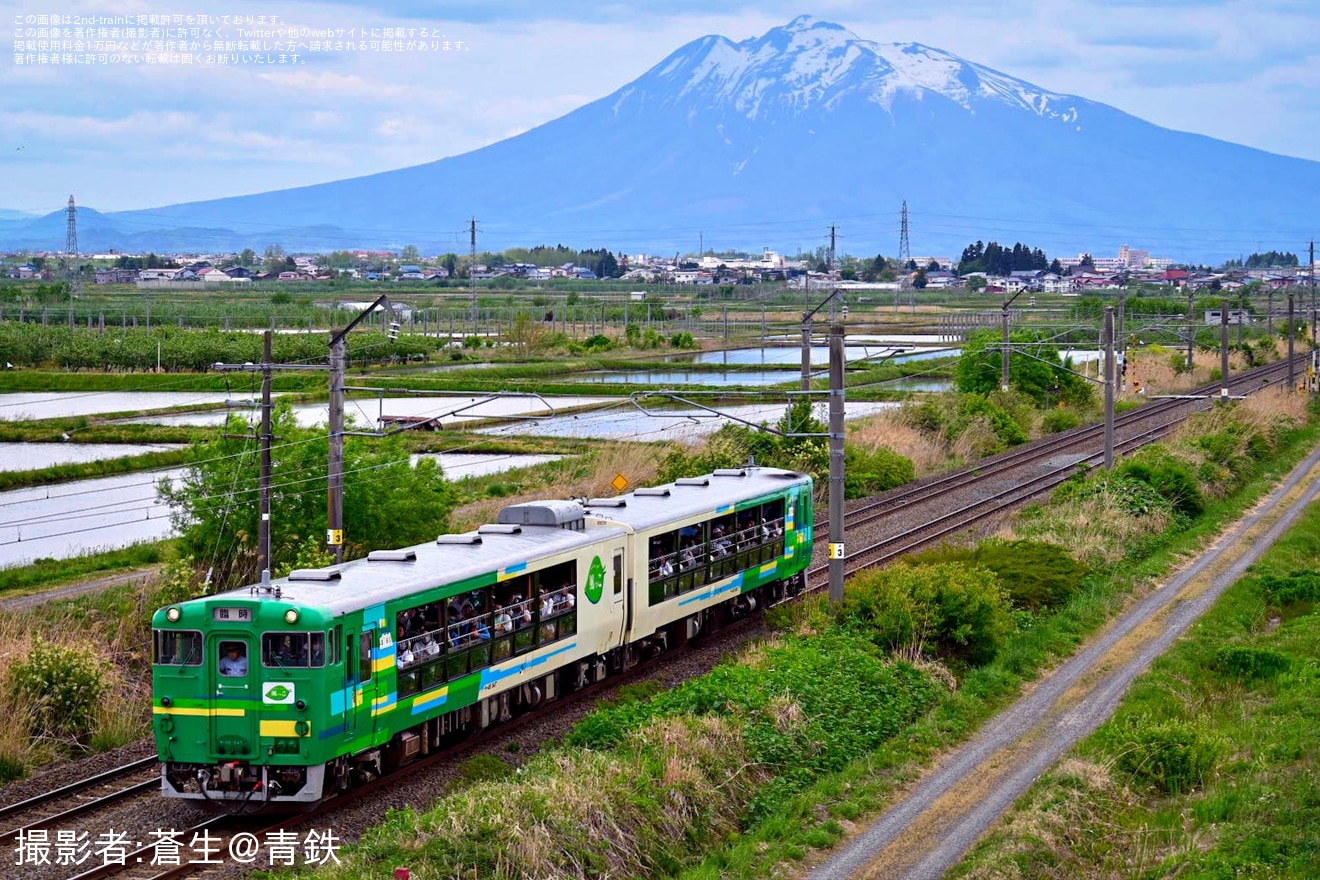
[803,442,1320,880]
[0,566,162,612]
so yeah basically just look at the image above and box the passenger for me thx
[219,644,247,677]
[513,599,533,629]
[421,634,441,658]
[539,588,555,618]
[560,585,576,610]
[468,616,491,641]
[494,604,513,635]
[398,641,415,668]
[309,638,325,667]
[680,547,697,570]
[659,556,675,578]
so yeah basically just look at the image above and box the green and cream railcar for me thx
[151,466,813,807]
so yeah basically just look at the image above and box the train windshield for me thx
[262,632,325,668]
[153,630,203,666]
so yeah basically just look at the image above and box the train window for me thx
[359,633,373,683]
[612,551,623,596]
[153,630,202,666]
[328,626,342,665]
[263,632,312,668]
[218,640,248,677]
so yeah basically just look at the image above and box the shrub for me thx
[1117,448,1204,517]
[1213,646,1291,679]
[844,444,915,498]
[840,562,1014,666]
[1257,570,1320,605]
[7,639,109,742]
[1112,718,1221,795]
[1042,407,1082,433]
[909,540,1089,612]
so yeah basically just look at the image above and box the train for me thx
[151,465,815,808]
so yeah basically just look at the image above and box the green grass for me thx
[0,541,174,597]
[952,465,1320,877]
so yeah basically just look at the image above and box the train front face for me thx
[152,596,335,808]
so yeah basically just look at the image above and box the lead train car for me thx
[151,466,813,807]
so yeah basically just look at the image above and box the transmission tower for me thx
[65,195,79,326]
[898,200,911,266]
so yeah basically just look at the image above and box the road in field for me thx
[804,442,1320,880]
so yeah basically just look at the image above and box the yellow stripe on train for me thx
[153,706,245,717]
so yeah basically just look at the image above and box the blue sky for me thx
[2,0,1317,217]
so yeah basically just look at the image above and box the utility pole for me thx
[1186,285,1195,377]
[1103,307,1115,470]
[470,218,478,328]
[327,292,394,564]
[828,225,838,322]
[1288,292,1296,391]
[801,274,812,392]
[1220,303,1230,405]
[327,333,346,563]
[258,331,274,583]
[1001,290,1023,393]
[1310,240,1316,349]
[828,322,846,606]
[213,330,290,581]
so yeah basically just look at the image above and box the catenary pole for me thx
[828,322,846,606]
[1103,307,1114,470]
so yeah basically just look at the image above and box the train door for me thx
[342,629,358,739]
[210,635,259,758]
[612,548,627,632]
[356,629,378,742]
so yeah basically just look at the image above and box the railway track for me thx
[10,356,1300,877]
[0,757,160,849]
[807,357,1299,588]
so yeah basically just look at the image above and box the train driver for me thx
[219,643,248,676]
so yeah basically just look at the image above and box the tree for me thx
[239,248,256,267]
[401,244,422,264]
[263,245,286,267]
[1049,258,1063,275]
[966,275,987,292]
[955,329,1091,407]
[159,401,456,589]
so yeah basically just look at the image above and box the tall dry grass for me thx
[1002,487,1173,567]
[847,411,950,476]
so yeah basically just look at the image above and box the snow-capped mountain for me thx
[6,16,1317,261]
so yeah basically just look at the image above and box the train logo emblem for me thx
[585,556,606,604]
[263,682,295,704]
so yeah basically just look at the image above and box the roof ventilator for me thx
[675,477,710,486]
[286,567,342,583]
[436,532,482,545]
[634,487,671,497]
[478,523,523,536]
[367,549,417,562]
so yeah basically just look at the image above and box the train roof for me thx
[577,465,810,532]
[208,521,626,615]
[197,466,808,617]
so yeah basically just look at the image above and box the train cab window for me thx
[153,630,202,666]
[218,641,248,677]
[263,632,316,668]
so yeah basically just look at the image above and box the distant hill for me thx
[3,16,1316,262]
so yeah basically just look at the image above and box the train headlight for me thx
[166,607,181,622]
[295,721,309,737]
[284,609,299,624]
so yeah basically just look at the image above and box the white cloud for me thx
[0,0,1316,213]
